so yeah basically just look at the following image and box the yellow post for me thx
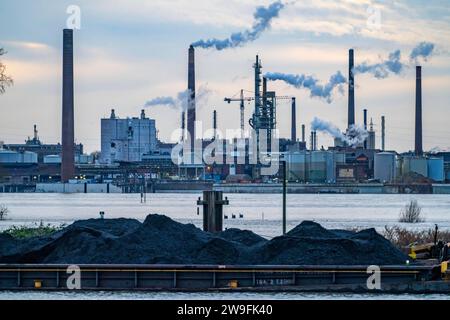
[34,280,42,289]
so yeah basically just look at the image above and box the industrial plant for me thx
[0,29,449,194]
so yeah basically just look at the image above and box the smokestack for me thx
[310,131,317,151]
[188,45,196,150]
[181,111,185,142]
[314,131,317,151]
[381,116,385,151]
[348,49,355,129]
[61,29,75,182]
[415,66,423,156]
[213,110,217,140]
[33,124,38,140]
[301,124,305,143]
[262,76,267,107]
[254,55,262,115]
[363,109,367,149]
[291,97,296,142]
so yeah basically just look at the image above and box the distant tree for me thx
[0,204,9,221]
[399,200,424,223]
[0,48,13,94]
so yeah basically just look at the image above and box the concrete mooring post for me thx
[197,191,229,233]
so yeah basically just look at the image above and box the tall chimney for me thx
[187,45,196,150]
[61,29,75,182]
[415,66,423,156]
[291,97,296,142]
[310,131,314,151]
[363,108,367,149]
[348,49,355,129]
[181,111,185,142]
[381,116,385,151]
[301,124,305,143]
[314,131,318,151]
[213,110,217,140]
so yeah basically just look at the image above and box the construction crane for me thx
[224,90,293,134]
[224,89,253,133]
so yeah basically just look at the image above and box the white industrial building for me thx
[100,109,157,164]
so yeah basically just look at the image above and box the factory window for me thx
[111,142,116,148]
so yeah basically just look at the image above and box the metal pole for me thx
[282,160,287,235]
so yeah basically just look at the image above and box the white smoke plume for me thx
[264,71,347,103]
[410,42,435,62]
[353,42,436,79]
[191,1,285,50]
[311,117,368,147]
[144,86,211,111]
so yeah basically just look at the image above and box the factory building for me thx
[433,152,450,182]
[4,125,83,163]
[100,109,157,164]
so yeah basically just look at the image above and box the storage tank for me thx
[286,151,307,182]
[427,157,444,182]
[374,152,396,182]
[44,155,62,164]
[76,154,93,164]
[402,156,428,177]
[21,151,38,163]
[0,150,21,163]
[309,151,328,183]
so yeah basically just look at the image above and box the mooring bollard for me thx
[99,211,105,219]
[197,191,229,233]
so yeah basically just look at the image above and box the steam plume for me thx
[353,42,436,79]
[264,71,347,103]
[410,42,435,62]
[191,1,284,50]
[311,117,368,147]
[144,86,211,111]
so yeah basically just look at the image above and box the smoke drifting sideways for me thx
[311,117,368,147]
[144,86,211,111]
[191,1,284,50]
[264,71,347,103]
[353,42,435,79]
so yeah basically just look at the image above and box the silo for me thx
[402,156,428,177]
[309,151,328,182]
[326,152,337,183]
[427,158,444,182]
[374,152,396,182]
[21,151,38,164]
[286,151,307,182]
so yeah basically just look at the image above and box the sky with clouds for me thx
[0,0,449,153]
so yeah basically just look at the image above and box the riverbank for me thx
[2,182,450,194]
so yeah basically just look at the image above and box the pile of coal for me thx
[0,215,407,265]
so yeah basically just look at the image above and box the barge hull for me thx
[1,264,444,293]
